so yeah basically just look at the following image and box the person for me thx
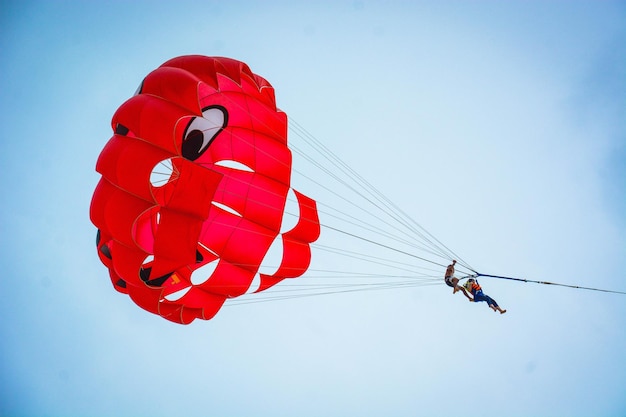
[444,260,472,301]
[464,278,507,314]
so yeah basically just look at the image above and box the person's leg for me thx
[493,302,506,314]
[457,285,472,300]
[474,292,493,308]
[451,278,459,293]
[485,295,506,314]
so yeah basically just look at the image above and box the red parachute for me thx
[90,56,320,324]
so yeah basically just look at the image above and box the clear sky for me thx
[1,1,625,417]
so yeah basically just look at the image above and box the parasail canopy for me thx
[90,56,320,324]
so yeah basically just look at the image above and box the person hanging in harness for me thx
[444,260,472,301]
[464,278,507,314]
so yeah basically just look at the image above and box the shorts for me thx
[444,276,455,288]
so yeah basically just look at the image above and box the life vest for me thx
[464,280,481,294]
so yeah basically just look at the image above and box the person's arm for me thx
[447,260,457,275]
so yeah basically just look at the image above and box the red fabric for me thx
[90,56,320,324]
[256,190,320,292]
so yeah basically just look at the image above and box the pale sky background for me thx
[1,1,625,417]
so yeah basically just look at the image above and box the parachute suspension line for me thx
[218,91,457,266]
[201,213,443,281]
[284,125,453,261]
[214,93,438,260]
[194,125,456,270]
[288,119,471,268]
[196,219,445,282]
[199,168,448,274]
[288,147,441,255]
[313,199,453,261]
[304,269,440,280]
[202,95,449,263]
[291,118,458,259]
[215,93,466,292]
[476,273,626,295]
[320,223,448,269]
[264,156,445,262]
[293,150,434,253]
[288,156,444,258]
[313,242,446,276]
[225,279,442,307]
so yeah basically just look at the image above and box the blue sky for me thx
[1,1,625,416]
